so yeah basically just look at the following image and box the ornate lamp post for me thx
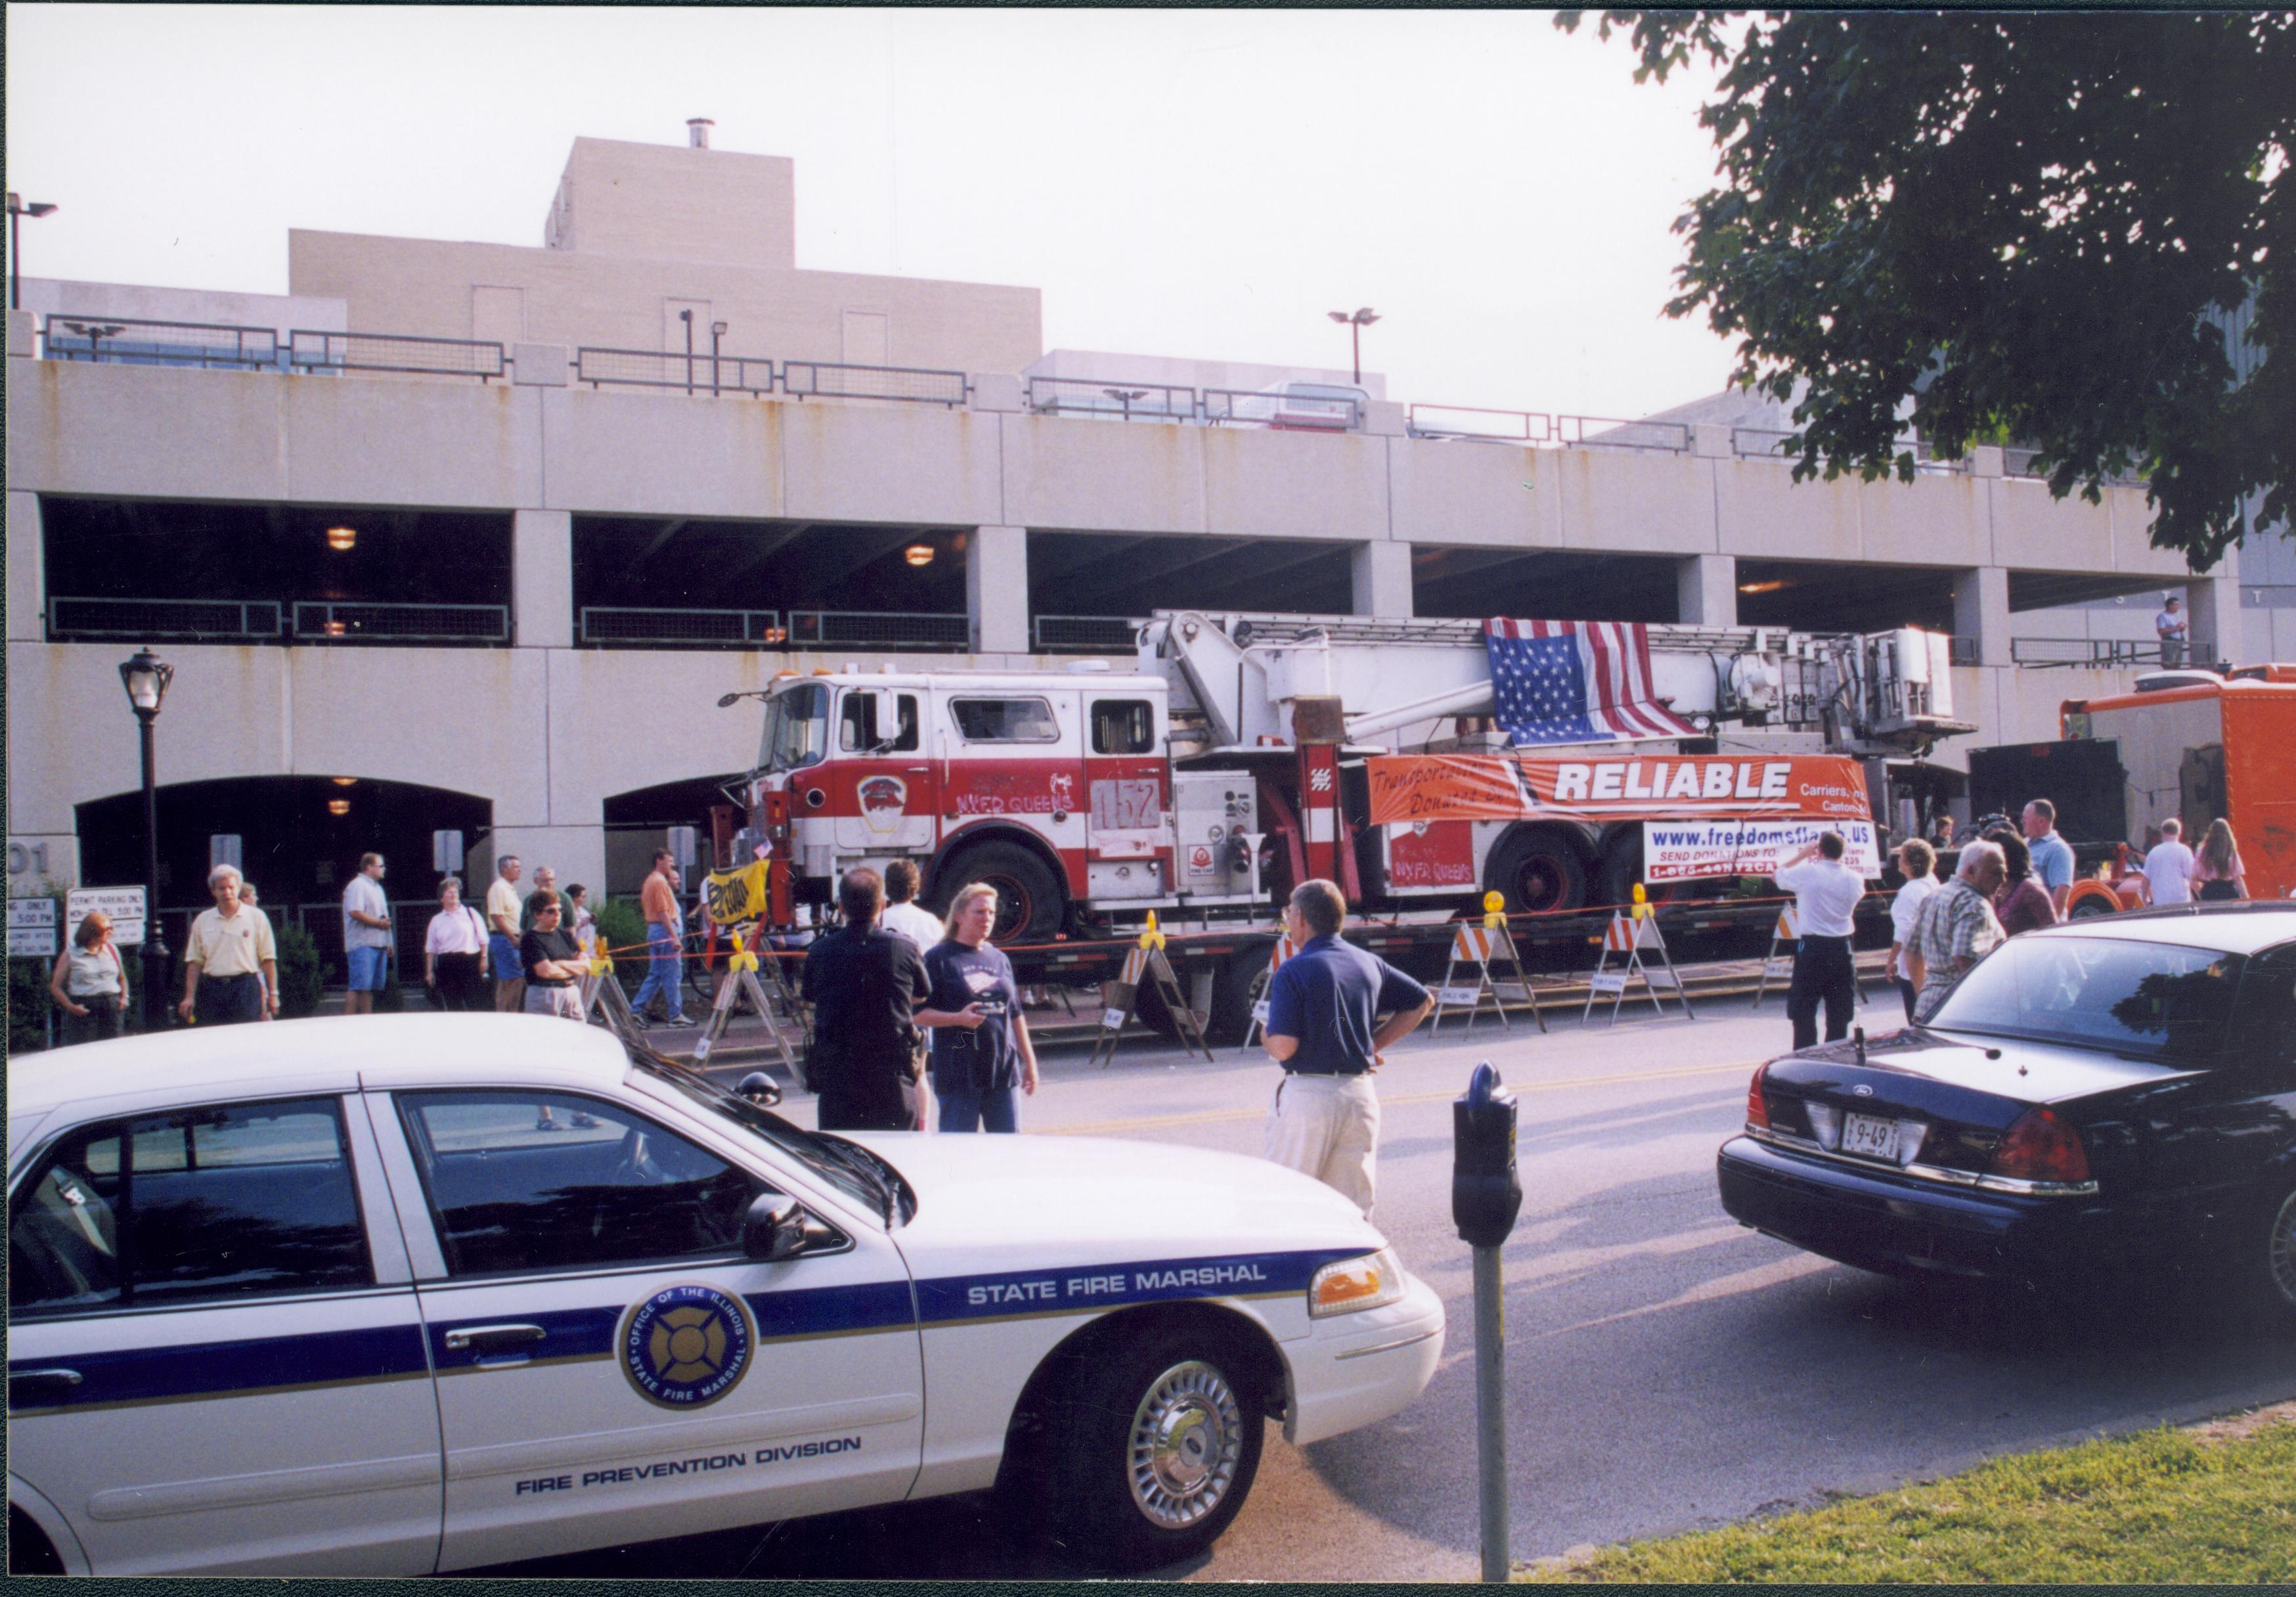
[118,648,175,1031]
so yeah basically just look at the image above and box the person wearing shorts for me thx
[341,852,393,1014]
[487,855,527,1012]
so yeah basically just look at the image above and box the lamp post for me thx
[1327,306,1380,385]
[679,307,695,396]
[118,648,175,1031]
[711,320,727,396]
[7,192,60,313]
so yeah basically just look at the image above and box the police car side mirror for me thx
[736,1070,782,1108]
[743,1191,808,1262]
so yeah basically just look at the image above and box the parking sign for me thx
[67,886,148,947]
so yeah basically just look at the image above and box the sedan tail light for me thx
[1990,1107,2090,1184]
[1745,1063,1772,1133]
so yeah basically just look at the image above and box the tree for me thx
[1564,11,2295,570]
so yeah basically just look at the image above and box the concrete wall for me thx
[544,137,796,269]
[289,231,1043,377]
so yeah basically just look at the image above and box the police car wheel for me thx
[2253,1182,2296,1330]
[1045,1326,1263,1571]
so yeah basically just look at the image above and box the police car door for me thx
[6,1092,442,1575]
[366,1085,921,1571]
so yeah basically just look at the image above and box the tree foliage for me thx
[1563,11,2295,570]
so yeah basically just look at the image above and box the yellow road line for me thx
[1038,1058,1758,1138]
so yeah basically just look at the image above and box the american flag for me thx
[1484,619,1696,746]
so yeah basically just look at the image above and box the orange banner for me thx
[1367,753,1871,826]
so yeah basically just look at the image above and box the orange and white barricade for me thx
[690,929,799,1073]
[1750,903,1799,1010]
[1583,889,1692,1025]
[1432,909,1545,1035]
[1242,934,1299,1047]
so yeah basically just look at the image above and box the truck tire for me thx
[1484,826,1588,914]
[1040,1323,1266,1573]
[936,841,1067,943]
[1598,832,1729,909]
[1137,944,1266,1046]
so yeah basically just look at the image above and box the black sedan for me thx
[1718,905,2296,1322]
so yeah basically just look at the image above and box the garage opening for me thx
[602,776,747,899]
[572,515,968,650]
[1027,532,1356,652]
[1732,559,1960,635]
[40,497,513,646]
[75,776,491,980]
[1412,549,1682,623]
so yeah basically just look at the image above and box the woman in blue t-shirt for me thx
[916,884,1039,1133]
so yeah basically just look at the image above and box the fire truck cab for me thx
[746,666,1214,941]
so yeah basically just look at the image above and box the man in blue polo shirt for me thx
[1261,879,1434,1218]
[2021,798,2075,912]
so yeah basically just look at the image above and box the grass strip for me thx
[1524,1418,2296,1583]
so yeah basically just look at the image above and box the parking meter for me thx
[1453,1061,1522,1248]
[1453,1060,1520,1583]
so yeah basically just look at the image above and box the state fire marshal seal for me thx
[620,1284,755,1409]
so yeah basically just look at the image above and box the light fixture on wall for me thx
[904,543,935,568]
[1738,579,1790,595]
[327,798,351,817]
[332,776,356,787]
[326,525,357,551]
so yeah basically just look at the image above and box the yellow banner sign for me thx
[703,861,770,928]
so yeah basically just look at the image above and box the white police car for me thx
[7,1015,1443,1575]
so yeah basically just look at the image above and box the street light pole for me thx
[118,648,175,1032]
[1327,306,1381,386]
[680,308,695,396]
[7,192,60,313]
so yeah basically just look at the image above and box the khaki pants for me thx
[1262,1072,1380,1217]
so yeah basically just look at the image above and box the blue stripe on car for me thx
[7,1321,430,1413]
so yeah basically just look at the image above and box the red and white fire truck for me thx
[735,612,1970,1025]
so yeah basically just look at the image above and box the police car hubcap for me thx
[1128,1360,1242,1529]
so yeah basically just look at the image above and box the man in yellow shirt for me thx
[486,855,527,1013]
[179,864,278,1025]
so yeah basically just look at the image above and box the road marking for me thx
[1038,1058,1759,1138]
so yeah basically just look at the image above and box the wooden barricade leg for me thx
[583,967,648,1048]
[1431,944,1472,1033]
[1751,908,1796,1010]
[1089,948,1149,1069]
[1147,948,1216,1063]
[1242,965,1273,1048]
[1493,926,1545,1035]
[1583,926,1622,1023]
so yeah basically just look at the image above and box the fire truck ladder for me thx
[1431,914,1545,1035]
[1089,922,1214,1069]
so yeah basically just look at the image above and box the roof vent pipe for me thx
[687,118,714,149]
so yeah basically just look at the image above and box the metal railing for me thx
[1406,404,1551,444]
[1026,377,1197,423]
[1032,614,1139,653]
[787,610,969,649]
[578,606,787,646]
[292,601,510,643]
[47,596,284,641]
[39,316,283,370]
[1557,415,1691,453]
[574,347,776,395]
[783,361,968,407]
[2009,637,2167,669]
[287,330,506,382]
[1730,426,1802,461]
[1201,388,1362,431]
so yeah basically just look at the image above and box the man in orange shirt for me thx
[630,849,690,1025]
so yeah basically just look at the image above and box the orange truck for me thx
[2053,665,2296,909]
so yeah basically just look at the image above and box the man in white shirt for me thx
[340,853,392,1016]
[2155,593,2188,667]
[1888,838,1939,1024]
[1773,831,1866,1050]
[876,859,943,1130]
[2144,818,2196,906]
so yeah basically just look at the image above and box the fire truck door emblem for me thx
[858,775,907,837]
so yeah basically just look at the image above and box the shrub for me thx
[592,897,649,993]
[9,958,55,1052]
[275,923,326,1018]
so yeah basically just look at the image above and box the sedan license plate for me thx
[1841,1112,1901,1162]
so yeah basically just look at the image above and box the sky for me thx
[5,6,1740,419]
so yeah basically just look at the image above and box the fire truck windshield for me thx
[761,681,830,773]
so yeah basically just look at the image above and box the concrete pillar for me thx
[8,491,45,642]
[7,307,35,358]
[1351,541,1415,619]
[1675,553,1737,625]
[1953,566,2013,667]
[512,510,573,649]
[968,525,1030,654]
[2185,555,2241,667]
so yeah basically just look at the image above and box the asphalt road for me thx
[508,994,2296,1581]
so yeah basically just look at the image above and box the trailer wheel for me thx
[938,841,1067,943]
[1485,826,1587,914]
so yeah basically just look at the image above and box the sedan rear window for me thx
[1929,936,2243,1061]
